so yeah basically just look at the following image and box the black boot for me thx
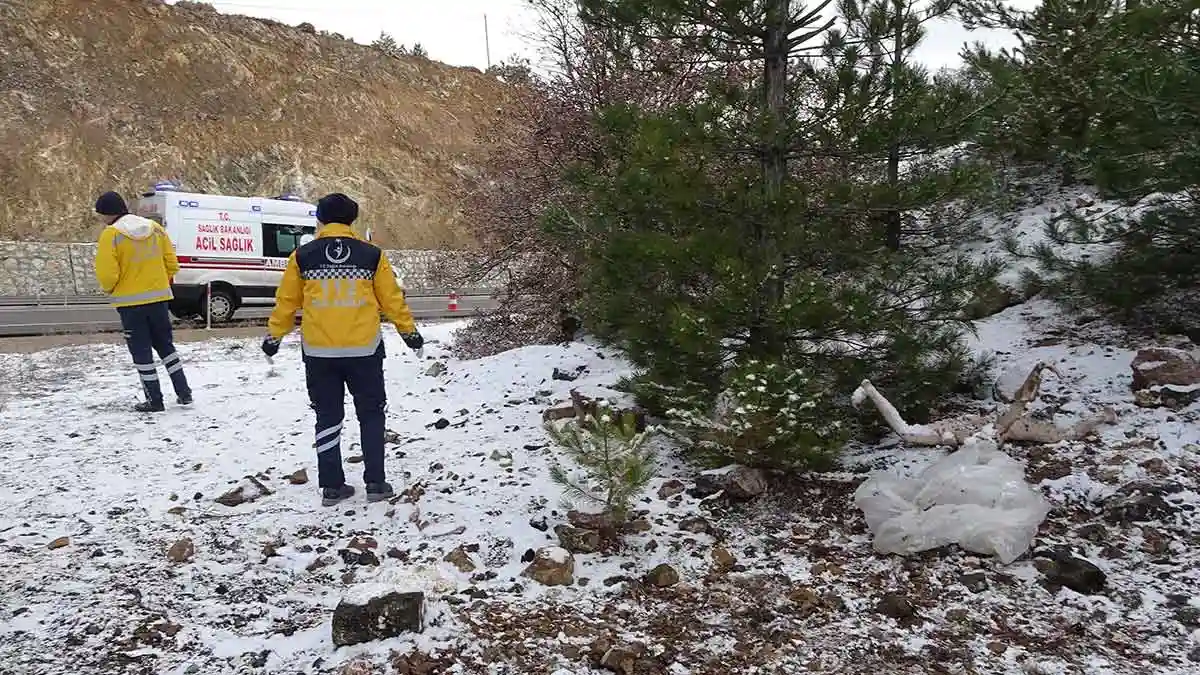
[365,482,395,503]
[134,400,165,413]
[177,393,193,405]
[321,484,355,507]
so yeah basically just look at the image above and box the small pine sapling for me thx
[545,401,655,524]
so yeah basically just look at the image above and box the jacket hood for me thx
[317,223,361,239]
[112,214,156,240]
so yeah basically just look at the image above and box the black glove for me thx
[400,331,424,351]
[262,335,281,357]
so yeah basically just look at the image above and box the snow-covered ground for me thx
[2,303,1198,675]
[5,184,1200,675]
[958,180,1186,291]
[0,322,661,673]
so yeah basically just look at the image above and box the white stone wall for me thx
[0,241,78,297]
[0,240,509,298]
[69,243,103,295]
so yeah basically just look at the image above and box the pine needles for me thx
[545,402,656,522]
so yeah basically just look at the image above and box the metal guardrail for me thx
[0,295,106,307]
[0,296,501,338]
[0,287,495,307]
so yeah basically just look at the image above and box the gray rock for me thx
[521,546,574,586]
[555,524,601,554]
[1130,347,1200,390]
[693,465,767,501]
[214,476,273,507]
[1033,547,1107,595]
[643,563,679,587]
[331,591,424,646]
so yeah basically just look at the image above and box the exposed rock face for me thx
[0,0,518,248]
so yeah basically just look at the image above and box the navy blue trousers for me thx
[304,347,388,488]
[118,301,191,404]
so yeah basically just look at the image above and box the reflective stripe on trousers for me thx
[134,361,158,382]
[162,351,183,375]
[315,422,343,454]
[110,288,173,305]
[301,332,382,358]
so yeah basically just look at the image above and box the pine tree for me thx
[977,0,1200,329]
[555,1,998,469]
[962,0,1124,185]
[956,43,1033,186]
[820,0,994,250]
[371,31,402,58]
[546,403,656,521]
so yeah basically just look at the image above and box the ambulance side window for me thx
[263,223,306,258]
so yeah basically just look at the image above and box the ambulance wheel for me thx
[205,288,237,324]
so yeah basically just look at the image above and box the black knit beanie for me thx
[95,191,128,217]
[316,193,358,225]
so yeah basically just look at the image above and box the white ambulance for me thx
[131,181,319,323]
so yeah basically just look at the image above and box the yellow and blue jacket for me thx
[267,224,417,358]
[95,215,178,308]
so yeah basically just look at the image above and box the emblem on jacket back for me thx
[325,239,351,265]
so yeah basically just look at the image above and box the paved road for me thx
[0,293,497,337]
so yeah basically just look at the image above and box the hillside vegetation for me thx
[0,0,517,248]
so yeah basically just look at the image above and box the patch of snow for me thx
[957,186,1191,292]
[1158,382,1200,393]
[541,546,570,564]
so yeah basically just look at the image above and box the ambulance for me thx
[130,181,319,323]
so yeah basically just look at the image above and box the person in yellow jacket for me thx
[94,191,192,413]
[262,193,424,507]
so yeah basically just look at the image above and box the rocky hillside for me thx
[0,0,515,248]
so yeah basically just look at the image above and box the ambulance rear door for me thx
[173,194,265,289]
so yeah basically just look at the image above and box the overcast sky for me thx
[182,0,1038,72]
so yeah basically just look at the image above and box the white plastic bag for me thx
[854,438,1050,564]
